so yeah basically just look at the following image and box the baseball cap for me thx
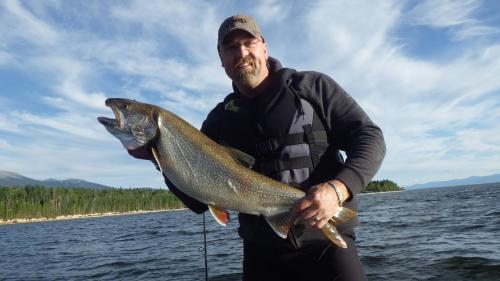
[218,14,264,47]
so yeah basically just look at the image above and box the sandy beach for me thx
[0,208,187,226]
[358,190,404,195]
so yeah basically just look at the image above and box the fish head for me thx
[98,98,159,151]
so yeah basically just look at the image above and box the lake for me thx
[1,183,499,280]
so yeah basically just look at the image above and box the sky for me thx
[1,0,499,188]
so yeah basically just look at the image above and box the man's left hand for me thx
[292,180,348,229]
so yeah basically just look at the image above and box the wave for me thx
[431,256,500,280]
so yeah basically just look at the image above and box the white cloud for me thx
[0,139,12,150]
[253,0,291,24]
[0,114,20,132]
[294,0,500,186]
[0,48,12,65]
[28,56,107,110]
[110,0,220,62]
[405,0,499,40]
[12,111,107,141]
[0,0,59,45]
[406,0,479,27]
[455,24,500,40]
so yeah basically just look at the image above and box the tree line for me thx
[0,185,184,221]
[361,179,403,193]
[1,179,403,221]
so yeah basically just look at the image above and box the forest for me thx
[361,179,404,193]
[0,185,184,221]
[1,179,403,221]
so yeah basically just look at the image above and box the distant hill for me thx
[406,173,500,189]
[0,170,111,189]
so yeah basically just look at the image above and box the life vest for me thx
[213,68,346,248]
[253,71,344,190]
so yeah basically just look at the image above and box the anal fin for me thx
[208,204,230,226]
[265,212,298,239]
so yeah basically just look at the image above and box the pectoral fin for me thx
[224,147,255,168]
[151,147,163,174]
[321,222,348,248]
[208,204,230,226]
[264,212,298,239]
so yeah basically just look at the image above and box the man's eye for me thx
[244,41,256,47]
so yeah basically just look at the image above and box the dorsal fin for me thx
[224,147,255,168]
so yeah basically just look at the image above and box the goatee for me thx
[234,56,258,87]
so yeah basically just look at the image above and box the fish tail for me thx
[265,211,298,239]
[332,206,357,224]
[321,221,348,248]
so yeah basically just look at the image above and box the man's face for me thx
[218,30,269,90]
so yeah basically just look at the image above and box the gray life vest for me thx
[213,68,346,248]
[254,75,343,191]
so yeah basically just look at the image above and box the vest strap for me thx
[259,156,314,174]
[255,131,328,155]
[304,124,320,167]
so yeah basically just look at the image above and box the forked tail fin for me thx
[266,207,357,247]
[322,207,358,248]
[331,206,357,224]
[321,221,347,248]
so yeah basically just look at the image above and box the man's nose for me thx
[236,44,250,57]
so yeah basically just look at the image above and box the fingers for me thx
[313,216,329,229]
[294,197,328,229]
[293,183,342,229]
[292,194,314,213]
[305,214,327,228]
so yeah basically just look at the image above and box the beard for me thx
[233,56,259,87]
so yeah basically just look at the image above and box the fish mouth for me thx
[97,103,123,129]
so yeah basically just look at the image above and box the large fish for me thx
[98,98,357,248]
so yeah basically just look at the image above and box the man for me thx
[197,15,385,281]
[130,14,385,280]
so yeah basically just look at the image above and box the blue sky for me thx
[1,0,499,188]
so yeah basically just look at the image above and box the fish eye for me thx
[120,104,129,110]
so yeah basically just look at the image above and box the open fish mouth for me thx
[97,103,123,129]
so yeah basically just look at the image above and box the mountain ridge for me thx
[0,170,111,189]
[406,173,500,189]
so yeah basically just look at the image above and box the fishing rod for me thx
[202,212,209,281]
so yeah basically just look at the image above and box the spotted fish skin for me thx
[98,98,357,248]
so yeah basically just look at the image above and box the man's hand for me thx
[292,180,350,229]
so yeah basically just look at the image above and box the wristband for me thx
[326,181,343,207]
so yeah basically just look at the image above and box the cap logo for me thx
[233,18,247,24]
[228,17,247,28]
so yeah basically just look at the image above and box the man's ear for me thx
[263,41,269,60]
[217,48,225,67]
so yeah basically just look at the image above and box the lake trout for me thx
[97,98,357,248]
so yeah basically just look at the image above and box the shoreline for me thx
[359,190,404,195]
[0,208,187,226]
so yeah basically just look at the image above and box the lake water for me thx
[1,183,499,281]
